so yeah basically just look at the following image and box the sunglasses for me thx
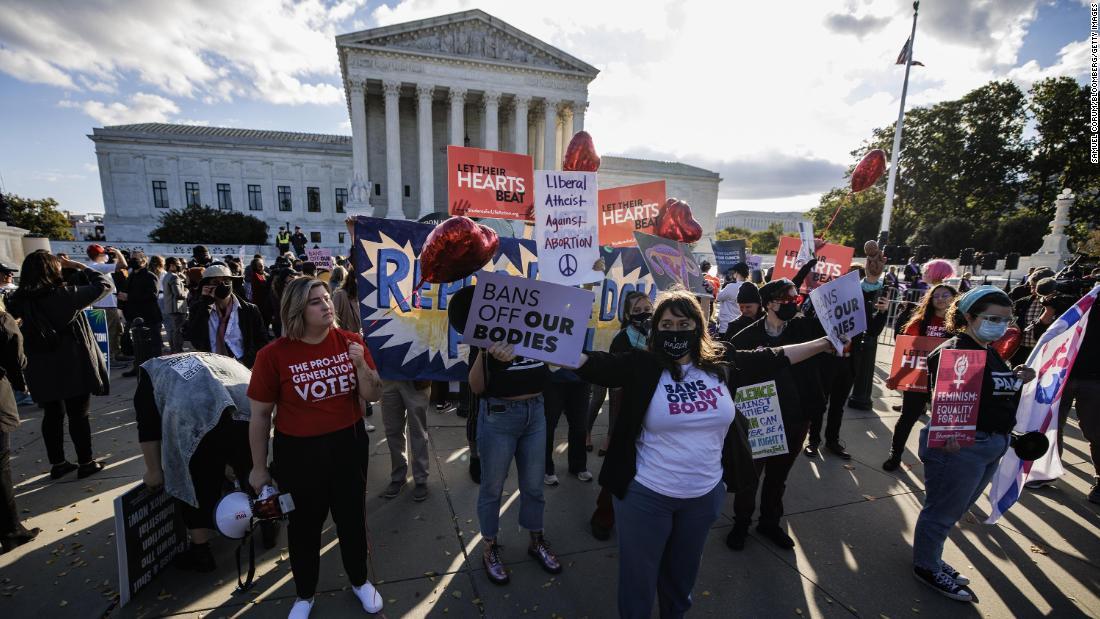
[977,314,1012,325]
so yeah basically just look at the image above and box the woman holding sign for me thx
[883,284,957,471]
[573,289,833,618]
[913,286,1035,602]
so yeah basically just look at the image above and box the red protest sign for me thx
[887,335,947,392]
[597,180,665,248]
[772,237,855,292]
[447,145,534,220]
[927,349,985,447]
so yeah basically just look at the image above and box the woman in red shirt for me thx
[247,278,383,618]
[883,284,957,471]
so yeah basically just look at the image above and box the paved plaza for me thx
[1,341,1097,618]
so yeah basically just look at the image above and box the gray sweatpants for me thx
[381,380,431,484]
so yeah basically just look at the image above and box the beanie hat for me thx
[758,279,794,305]
[737,282,762,304]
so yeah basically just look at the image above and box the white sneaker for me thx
[544,474,560,486]
[352,580,383,613]
[288,598,314,619]
[576,470,593,482]
[364,422,376,432]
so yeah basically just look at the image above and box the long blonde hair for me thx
[280,278,335,340]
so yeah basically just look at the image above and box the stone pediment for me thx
[337,9,598,77]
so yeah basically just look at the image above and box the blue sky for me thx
[0,0,1090,216]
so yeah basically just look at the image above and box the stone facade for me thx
[715,210,805,234]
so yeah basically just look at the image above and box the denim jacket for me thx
[141,352,252,507]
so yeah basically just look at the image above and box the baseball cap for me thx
[86,244,107,259]
[0,261,18,274]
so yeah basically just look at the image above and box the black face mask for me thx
[774,303,798,321]
[653,330,696,359]
[214,282,232,300]
[629,311,652,330]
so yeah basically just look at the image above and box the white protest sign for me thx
[796,220,815,266]
[734,380,788,458]
[534,170,601,286]
[809,270,867,353]
[306,247,334,269]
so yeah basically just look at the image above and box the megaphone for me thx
[215,485,295,540]
[1011,431,1050,462]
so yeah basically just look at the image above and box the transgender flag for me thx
[985,284,1100,524]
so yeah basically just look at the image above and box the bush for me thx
[149,205,269,244]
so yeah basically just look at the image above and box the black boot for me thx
[726,523,749,551]
[882,450,902,471]
[1,527,40,554]
[757,523,795,549]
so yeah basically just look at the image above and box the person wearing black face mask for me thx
[183,264,268,368]
[574,289,833,618]
[726,277,832,551]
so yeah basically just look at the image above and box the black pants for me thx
[848,338,878,408]
[544,381,590,475]
[733,421,809,528]
[810,358,852,445]
[274,423,371,599]
[41,394,93,465]
[891,391,930,454]
[180,414,252,530]
[0,430,25,537]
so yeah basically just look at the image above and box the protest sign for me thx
[306,247,334,269]
[462,270,594,367]
[809,270,867,353]
[84,308,109,371]
[773,236,854,292]
[888,335,947,392]
[114,483,188,606]
[633,231,705,294]
[735,380,788,458]
[597,180,665,248]
[352,217,657,381]
[534,170,601,285]
[447,145,534,220]
[747,253,763,283]
[928,349,985,447]
[712,239,747,273]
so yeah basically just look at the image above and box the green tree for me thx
[149,204,269,244]
[808,187,885,254]
[1,193,74,239]
[1026,77,1098,240]
[716,225,753,241]
[748,222,784,255]
[957,81,1030,221]
[991,212,1049,255]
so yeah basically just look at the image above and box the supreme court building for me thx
[89,10,720,251]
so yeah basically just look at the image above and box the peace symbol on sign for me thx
[559,254,578,277]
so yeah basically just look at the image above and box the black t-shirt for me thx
[1070,305,1098,381]
[927,333,1022,434]
[483,354,550,398]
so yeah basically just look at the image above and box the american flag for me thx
[896,38,925,67]
[985,284,1099,523]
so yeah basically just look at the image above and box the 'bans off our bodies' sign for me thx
[809,270,867,353]
[461,270,595,367]
[928,349,985,447]
[534,170,601,286]
[735,380,788,459]
[447,145,534,220]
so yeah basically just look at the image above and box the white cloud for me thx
[1008,38,1092,86]
[0,0,364,106]
[59,92,180,125]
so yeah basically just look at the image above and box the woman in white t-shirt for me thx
[574,288,832,618]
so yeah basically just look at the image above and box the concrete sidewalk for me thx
[1,343,1098,618]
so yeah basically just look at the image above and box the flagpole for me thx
[879,1,919,245]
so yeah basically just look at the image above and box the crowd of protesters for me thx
[0,236,1096,618]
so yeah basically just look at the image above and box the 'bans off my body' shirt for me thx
[248,328,375,437]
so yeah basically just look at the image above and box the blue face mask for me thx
[976,319,1008,342]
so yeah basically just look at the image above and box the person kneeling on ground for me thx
[135,352,278,572]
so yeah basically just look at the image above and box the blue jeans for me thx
[613,480,725,619]
[913,425,1008,571]
[476,395,547,538]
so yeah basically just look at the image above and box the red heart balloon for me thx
[420,216,500,283]
[654,198,703,243]
[992,325,1022,361]
[851,149,887,193]
[562,131,601,172]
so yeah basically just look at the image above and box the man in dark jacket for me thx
[183,264,268,368]
[0,309,38,552]
[121,253,163,377]
[290,227,308,258]
[1012,268,1055,365]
